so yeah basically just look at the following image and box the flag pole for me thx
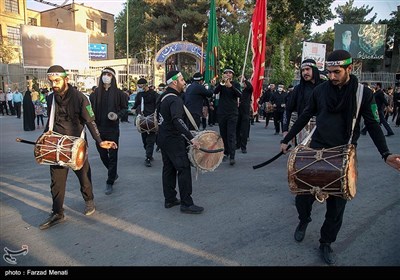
[241,24,252,83]
[200,42,204,73]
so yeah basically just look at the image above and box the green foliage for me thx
[219,33,252,79]
[270,39,294,87]
[335,0,377,24]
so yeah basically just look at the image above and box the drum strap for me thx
[160,93,199,132]
[348,83,364,145]
[183,105,199,132]
[49,94,85,139]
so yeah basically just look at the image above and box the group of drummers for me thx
[22,50,400,265]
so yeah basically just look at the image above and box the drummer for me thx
[132,78,158,167]
[280,50,400,265]
[156,70,203,214]
[39,65,117,230]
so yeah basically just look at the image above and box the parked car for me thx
[128,92,137,115]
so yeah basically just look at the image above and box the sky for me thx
[26,0,398,33]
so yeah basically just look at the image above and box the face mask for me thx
[158,91,163,94]
[137,88,144,93]
[102,75,112,84]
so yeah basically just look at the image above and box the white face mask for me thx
[102,75,112,84]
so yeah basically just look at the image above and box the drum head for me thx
[188,130,224,172]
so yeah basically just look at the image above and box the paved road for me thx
[1,114,399,271]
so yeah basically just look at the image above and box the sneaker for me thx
[84,200,96,216]
[105,184,113,195]
[39,212,65,230]
[319,243,336,265]
[180,204,204,214]
[294,221,309,242]
[165,199,181,209]
[145,158,152,167]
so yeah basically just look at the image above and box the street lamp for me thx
[181,23,187,41]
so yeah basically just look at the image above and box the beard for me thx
[52,83,67,94]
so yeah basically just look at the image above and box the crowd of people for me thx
[2,50,400,265]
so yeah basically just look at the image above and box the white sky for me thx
[26,0,398,33]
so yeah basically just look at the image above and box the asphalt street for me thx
[0,113,399,272]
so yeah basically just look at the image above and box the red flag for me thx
[251,0,267,113]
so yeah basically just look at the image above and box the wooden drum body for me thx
[136,113,158,134]
[287,144,357,202]
[34,131,87,170]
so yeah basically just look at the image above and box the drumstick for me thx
[181,133,224,153]
[16,138,36,145]
[252,144,292,170]
[198,147,224,153]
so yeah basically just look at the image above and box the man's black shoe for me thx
[319,243,336,265]
[105,184,113,195]
[229,158,236,165]
[165,199,181,209]
[294,222,309,242]
[180,204,204,214]
[145,158,152,167]
[39,212,65,230]
[241,149,247,154]
[385,133,394,137]
[360,130,367,135]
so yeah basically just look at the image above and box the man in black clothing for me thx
[156,70,203,214]
[270,83,288,135]
[236,76,253,153]
[280,50,400,265]
[133,78,158,167]
[374,82,394,136]
[283,58,322,144]
[183,72,213,130]
[214,68,242,165]
[40,65,117,230]
[90,67,128,195]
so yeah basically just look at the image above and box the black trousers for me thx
[96,130,119,185]
[218,114,238,159]
[141,131,156,159]
[50,160,94,214]
[160,138,194,207]
[14,102,21,118]
[295,194,347,244]
[236,112,250,150]
[8,101,15,115]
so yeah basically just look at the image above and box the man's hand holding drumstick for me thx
[100,141,118,149]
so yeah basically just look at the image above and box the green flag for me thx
[205,0,219,84]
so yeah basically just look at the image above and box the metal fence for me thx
[1,63,397,93]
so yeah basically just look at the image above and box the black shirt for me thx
[157,88,194,147]
[282,82,390,156]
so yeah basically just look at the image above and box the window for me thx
[86,19,94,30]
[28,17,38,26]
[7,26,20,46]
[5,0,19,14]
[101,19,107,34]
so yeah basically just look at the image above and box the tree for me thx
[335,0,377,24]
[0,43,18,64]
[219,33,252,78]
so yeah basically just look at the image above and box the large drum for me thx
[287,144,357,202]
[34,131,87,171]
[188,130,224,172]
[136,113,158,134]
